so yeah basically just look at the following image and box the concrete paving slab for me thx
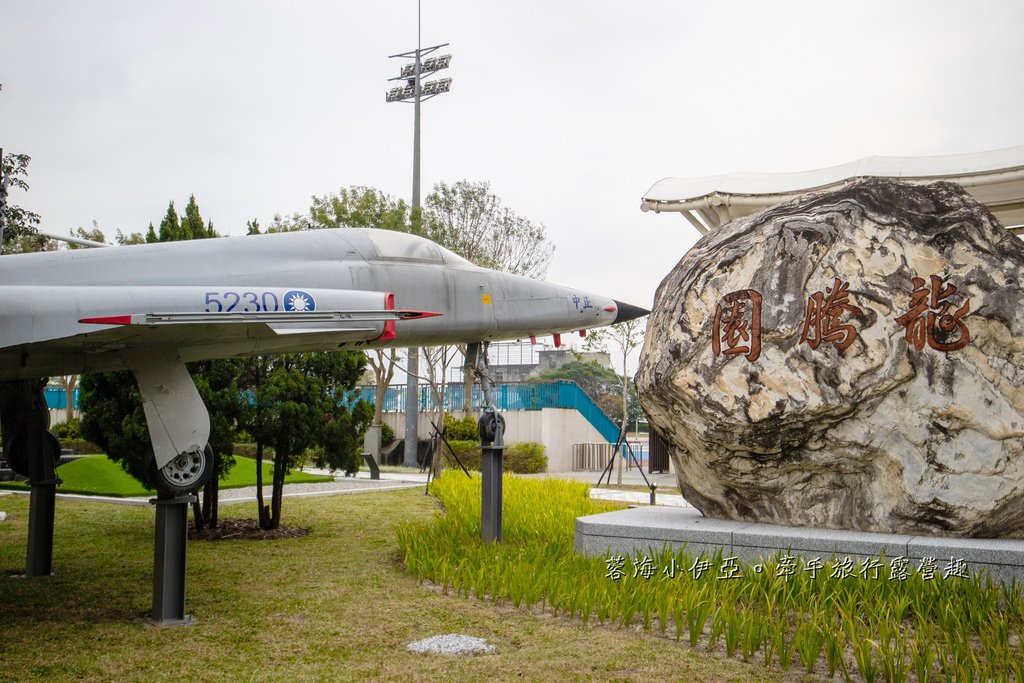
[575,506,754,557]
[575,505,1024,583]
[734,523,913,559]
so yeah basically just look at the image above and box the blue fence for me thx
[355,380,621,444]
[45,379,622,446]
[44,387,79,410]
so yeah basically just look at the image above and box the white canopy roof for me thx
[641,146,1024,235]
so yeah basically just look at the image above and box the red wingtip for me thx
[397,310,443,320]
[79,315,132,325]
[553,333,561,348]
[529,335,537,345]
[379,293,397,341]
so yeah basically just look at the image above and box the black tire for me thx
[150,444,213,495]
[477,412,506,444]
[5,431,61,478]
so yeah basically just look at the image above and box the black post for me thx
[26,481,56,576]
[151,493,195,626]
[479,412,505,544]
[25,383,57,578]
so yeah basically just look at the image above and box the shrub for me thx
[443,413,480,442]
[51,418,82,439]
[232,442,276,459]
[436,440,546,474]
[381,422,395,446]
[506,442,547,474]
[57,437,103,454]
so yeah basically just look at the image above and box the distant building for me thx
[484,343,611,384]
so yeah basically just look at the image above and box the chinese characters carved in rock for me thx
[711,274,972,362]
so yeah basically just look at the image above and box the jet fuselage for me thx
[0,228,633,379]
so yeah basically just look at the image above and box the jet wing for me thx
[0,285,438,355]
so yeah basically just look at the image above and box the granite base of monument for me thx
[575,506,1024,584]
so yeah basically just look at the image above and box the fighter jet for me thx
[0,227,648,494]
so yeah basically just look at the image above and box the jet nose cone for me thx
[612,300,650,324]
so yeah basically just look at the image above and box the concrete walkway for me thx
[1,467,689,508]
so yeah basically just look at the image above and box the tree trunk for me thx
[269,451,286,530]
[617,347,628,486]
[463,366,475,416]
[192,496,206,529]
[203,450,219,529]
[432,409,446,480]
[64,375,77,424]
[256,441,270,529]
[374,361,386,426]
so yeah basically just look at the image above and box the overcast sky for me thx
[4,1,1023,325]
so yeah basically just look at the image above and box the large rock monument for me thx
[637,178,1024,538]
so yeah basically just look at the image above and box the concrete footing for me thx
[575,506,1024,583]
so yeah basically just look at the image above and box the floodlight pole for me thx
[0,147,7,254]
[386,1,452,468]
[406,7,422,468]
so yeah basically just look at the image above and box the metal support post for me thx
[151,493,196,626]
[0,146,7,252]
[26,481,56,577]
[404,348,419,467]
[20,380,58,577]
[480,414,504,544]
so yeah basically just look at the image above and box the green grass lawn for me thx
[0,488,780,682]
[0,455,331,497]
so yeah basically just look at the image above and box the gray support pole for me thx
[0,146,7,253]
[480,416,504,544]
[25,382,56,578]
[403,2,423,468]
[404,349,419,467]
[151,494,195,626]
[25,483,56,577]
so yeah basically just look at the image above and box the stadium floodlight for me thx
[387,45,452,104]
[398,53,451,80]
[387,77,452,102]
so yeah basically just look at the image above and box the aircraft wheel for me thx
[5,431,61,478]
[152,444,213,495]
[477,412,506,444]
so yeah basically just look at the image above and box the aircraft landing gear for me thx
[0,378,61,577]
[124,349,212,625]
[466,342,506,544]
[125,349,211,497]
[148,444,213,496]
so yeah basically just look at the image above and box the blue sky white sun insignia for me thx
[283,290,316,312]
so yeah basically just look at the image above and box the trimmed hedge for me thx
[58,437,103,455]
[232,442,275,458]
[441,439,547,474]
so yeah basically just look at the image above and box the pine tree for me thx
[181,195,206,240]
[158,201,179,242]
[145,223,158,243]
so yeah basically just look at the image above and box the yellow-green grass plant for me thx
[398,471,1024,681]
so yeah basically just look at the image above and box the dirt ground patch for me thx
[188,517,309,541]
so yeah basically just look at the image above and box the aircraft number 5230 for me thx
[205,291,280,313]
